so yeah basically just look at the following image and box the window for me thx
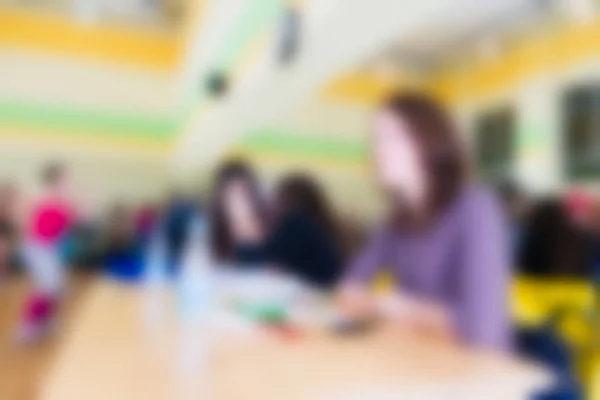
[474,107,515,183]
[564,86,600,178]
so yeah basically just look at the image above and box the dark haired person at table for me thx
[208,160,267,264]
[339,92,511,350]
[234,174,343,289]
[516,198,588,400]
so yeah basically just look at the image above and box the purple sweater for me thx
[346,185,511,350]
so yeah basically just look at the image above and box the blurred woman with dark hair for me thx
[208,160,266,263]
[339,92,511,350]
[516,198,591,400]
[235,173,343,288]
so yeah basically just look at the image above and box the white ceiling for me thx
[174,0,539,175]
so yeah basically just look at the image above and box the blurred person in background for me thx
[338,92,511,350]
[134,202,158,246]
[209,160,266,264]
[518,198,593,278]
[234,173,344,289]
[0,183,19,281]
[17,163,77,343]
[589,199,600,283]
[160,192,199,271]
[516,199,590,400]
[102,203,143,281]
[496,180,529,259]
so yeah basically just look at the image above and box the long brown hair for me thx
[381,92,467,226]
[208,160,264,262]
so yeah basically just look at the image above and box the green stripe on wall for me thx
[0,100,177,140]
[237,129,368,162]
[0,1,291,143]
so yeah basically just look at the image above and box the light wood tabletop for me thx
[41,279,551,400]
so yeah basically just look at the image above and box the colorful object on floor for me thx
[105,251,145,283]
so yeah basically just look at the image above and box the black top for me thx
[518,200,594,278]
[234,211,343,288]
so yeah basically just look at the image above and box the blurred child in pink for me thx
[17,163,77,342]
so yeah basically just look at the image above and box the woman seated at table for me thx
[234,173,343,289]
[208,162,343,288]
[339,92,511,350]
[209,160,266,263]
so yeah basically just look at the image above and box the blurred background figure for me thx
[208,160,266,265]
[496,180,530,259]
[101,202,142,282]
[18,162,77,343]
[516,198,592,400]
[588,200,600,283]
[519,199,593,279]
[134,202,159,246]
[0,183,19,282]
[160,192,198,272]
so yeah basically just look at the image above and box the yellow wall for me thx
[0,9,181,71]
[0,127,172,212]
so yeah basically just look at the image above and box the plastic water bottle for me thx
[143,227,169,328]
[146,228,169,286]
[177,215,214,386]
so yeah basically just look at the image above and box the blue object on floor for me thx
[105,250,144,283]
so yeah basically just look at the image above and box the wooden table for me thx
[41,280,551,400]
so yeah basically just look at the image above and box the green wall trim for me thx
[237,129,368,162]
[0,100,177,140]
[0,1,291,144]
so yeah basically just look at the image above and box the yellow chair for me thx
[591,353,600,400]
[512,276,597,396]
[512,277,593,331]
